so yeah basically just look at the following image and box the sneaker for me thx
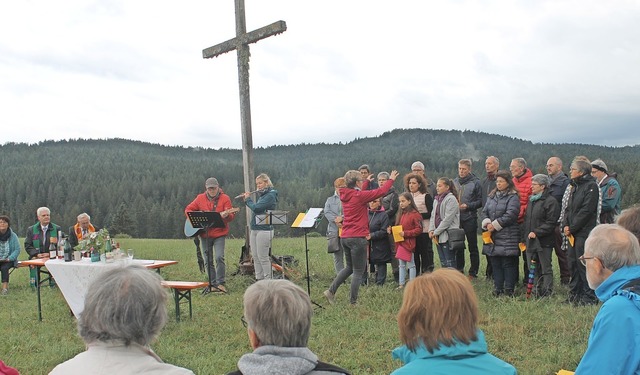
[396,284,404,290]
[323,290,335,305]
[1,289,7,295]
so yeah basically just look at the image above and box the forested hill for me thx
[2,129,638,239]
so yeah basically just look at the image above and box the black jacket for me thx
[562,174,599,238]
[522,190,559,248]
[368,209,392,263]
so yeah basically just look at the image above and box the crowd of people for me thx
[1,153,637,374]
[323,156,624,304]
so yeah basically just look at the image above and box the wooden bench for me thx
[161,281,209,322]
[8,261,27,275]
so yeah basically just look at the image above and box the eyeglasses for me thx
[578,255,596,267]
[241,316,248,328]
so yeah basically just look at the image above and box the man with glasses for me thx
[561,158,600,305]
[230,279,350,375]
[575,224,640,374]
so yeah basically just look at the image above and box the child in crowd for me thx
[392,192,423,289]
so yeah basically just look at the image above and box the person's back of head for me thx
[78,265,168,346]
[616,206,640,242]
[586,224,640,273]
[397,268,478,352]
[243,279,312,348]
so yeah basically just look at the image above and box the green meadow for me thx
[0,237,596,375]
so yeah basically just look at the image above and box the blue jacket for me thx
[391,330,517,375]
[0,229,21,264]
[246,188,278,231]
[576,265,640,375]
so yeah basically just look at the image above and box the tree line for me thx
[1,129,638,239]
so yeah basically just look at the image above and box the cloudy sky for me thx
[1,0,639,149]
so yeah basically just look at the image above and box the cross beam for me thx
[203,21,286,59]
[202,0,286,249]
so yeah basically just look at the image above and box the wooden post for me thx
[203,0,286,249]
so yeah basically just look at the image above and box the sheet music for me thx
[300,208,323,228]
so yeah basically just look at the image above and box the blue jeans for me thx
[398,254,415,286]
[329,237,367,304]
[437,242,456,268]
[200,236,226,286]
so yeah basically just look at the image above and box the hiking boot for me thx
[212,284,227,294]
[323,290,335,305]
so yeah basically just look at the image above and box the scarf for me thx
[529,192,543,202]
[74,223,96,242]
[559,184,574,251]
[434,192,448,228]
[0,228,10,242]
[31,223,59,251]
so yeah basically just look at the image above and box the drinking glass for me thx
[127,249,134,260]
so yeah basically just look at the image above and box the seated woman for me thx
[0,215,21,295]
[391,268,516,375]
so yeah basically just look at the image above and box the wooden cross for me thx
[202,0,286,240]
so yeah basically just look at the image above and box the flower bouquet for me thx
[74,228,110,254]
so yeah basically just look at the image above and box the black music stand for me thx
[187,211,225,231]
[291,208,324,309]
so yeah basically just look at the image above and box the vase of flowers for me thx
[74,228,111,257]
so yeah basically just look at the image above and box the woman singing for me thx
[243,173,278,280]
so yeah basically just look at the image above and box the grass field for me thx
[0,237,597,375]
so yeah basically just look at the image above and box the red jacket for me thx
[513,168,533,223]
[340,179,395,238]
[185,190,235,238]
[395,209,423,252]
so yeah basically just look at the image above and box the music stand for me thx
[291,208,324,308]
[187,211,225,230]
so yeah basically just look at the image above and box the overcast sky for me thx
[1,0,639,149]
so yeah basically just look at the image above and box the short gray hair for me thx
[78,265,168,346]
[572,159,592,176]
[512,157,527,168]
[585,224,640,272]
[531,174,550,187]
[77,212,91,221]
[243,279,312,347]
[377,171,390,180]
[344,170,361,188]
[37,207,50,216]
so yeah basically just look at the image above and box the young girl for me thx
[392,192,424,289]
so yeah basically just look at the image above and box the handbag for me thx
[327,234,341,253]
[446,227,466,252]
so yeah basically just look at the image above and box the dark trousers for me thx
[373,263,387,285]
[553,226,571,282]
[526,247,554,295]
[490,255,518,293]
[567,236,597,303]
[414,233,433,274]
[0,261,13,283]
[456,217,480,276]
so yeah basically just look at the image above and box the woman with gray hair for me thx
[521,174,560,297]
[229,279,350,375]
[50,266,194,374]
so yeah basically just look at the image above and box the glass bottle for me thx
[90,246,100,262]
[49,241,57,260]
[63,236,73,262]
